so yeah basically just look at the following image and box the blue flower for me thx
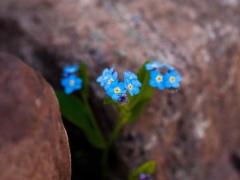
[106,81,127,101]
[124,71,141,96]
[146,61,176,72]
[164,69,182,89]
[124,71,138,80]
[97,68,118,89]
[61,75,82,94]
[139,173,152,180]
[145,61,161,71]
[149,70,165,90]
[63,65,79,76]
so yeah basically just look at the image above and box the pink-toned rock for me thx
[0,0,240,179]
[0,53,71,180]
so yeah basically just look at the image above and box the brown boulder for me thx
[0,53,71,180]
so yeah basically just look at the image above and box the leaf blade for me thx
[128,161,157,180]
[56,91,106,149]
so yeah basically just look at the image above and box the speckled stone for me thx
[0,53,71,180]
[0,0,240,179]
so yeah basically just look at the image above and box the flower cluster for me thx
[146,61,182,90]
[61,65,82,94]
[97,68,141,102]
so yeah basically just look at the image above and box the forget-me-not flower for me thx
[61,74,82,94]
[63,65,79,76]
[97,68,118,89]
[106,81,127,101]
[146,61,176,72]
[149,70,166,90]
[124,71,138,80]
[124,71,141,96]
[145,61,161,71]
[164,69,182,89]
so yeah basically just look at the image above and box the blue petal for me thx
[158,83,165,90]
[132,88,140,96]
[96,76,102,83]
[150,70,159,78]
[63,65,79,75]
[124,71,137,80]
[149,79,158,87]
[75,78,82,84]
[145,64,153,71]
[111,94,120,101]
[145,61,161,71]
[61,78,68,86]
[96,68,119,88]
[65,86,74,94]
[74,84,82,90]
[132,80,141,87]
[113,71,118,79]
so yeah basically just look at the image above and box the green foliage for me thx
[102,62,154,151]
[128,161,157,180]
[78,63,89,99]
[57,61,159,178]
[57,63,106,149]
[127,61,153,123]
[103,96,122,111]
[56,91,106,149]
[99,62,154,146]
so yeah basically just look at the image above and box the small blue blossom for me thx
[61,75,82,94]
[139,173,153,180]
[124,71,141,96]
[146,61,176,72]
[164,69,182,89]
[97,68,118,89]
[63,65,79,76]
[106,81,127,101]
[145,61,161,71]
[124,71,138,80]
[149,70,165,90]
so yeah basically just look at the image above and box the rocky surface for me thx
[0,0,240,179]
[0,53,71,180]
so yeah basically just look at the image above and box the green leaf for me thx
[128,161,157,180]
[56,91,106,149]
[104,97,123,112]
[78,63,89,99]
[103,96,115,105]
[127,61,153,123]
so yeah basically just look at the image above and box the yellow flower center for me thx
[156,75,163,82]
[114,87,121,94]
[169,76,176,83]
[69,80,75,86]
[108,79,113,84]
[128,84,133,90]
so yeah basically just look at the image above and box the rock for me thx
[0,53,71,180]
[0,0,240,179]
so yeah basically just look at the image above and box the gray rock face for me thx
[0,0,240,179]
[0,53,71,180]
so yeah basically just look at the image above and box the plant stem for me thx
[102,107,129,177]
[109,115,127,146]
